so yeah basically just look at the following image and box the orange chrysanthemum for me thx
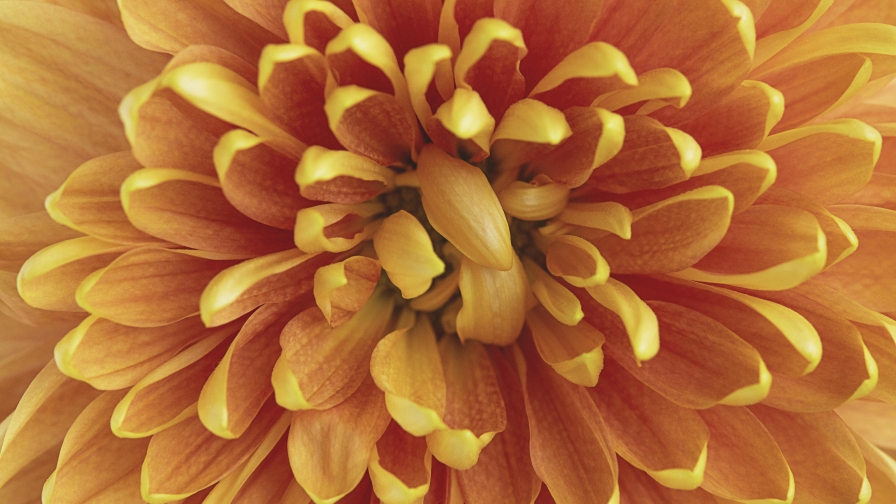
[3,0,896,503]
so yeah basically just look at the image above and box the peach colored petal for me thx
[77,248,241,327]
[621,275,821,377]
[288,375,391,504]
[592,67,692,114]
[121,168,294,255]
[44,390,149,504]
[596,186,733,275]
[426,336,506,470]
[373,211,445,299]
[204,430,298,504]
[676,81,784,157]
[142,398,288,503]
[199,303,301,439]
[837,401,896,457]
[605,301,771,409]
[456,253,528,345]
[201,248,336,327]
[515,336,618,504]
[118,0,280,63]
[0,271,85,327]
[698,406,793,503]
[576,276,659,363]
[843,172,896,211]
[313,256,380,327]
[853,434,896,503]
[0,212,81,272]
[369,421,432,504]
[17,237,130,312]
[455,348,540,504]
[0,324,55,419]
[370,314,447,436]
[751,405,871,503]
[258,44,340,149]
[417,144,512,270]
[0,363,99,489]
[617,459,717,504]
[111,328,235,438]
[54,315,223,390]
[752,0,833,67]
[274,291,394,410]
[526,306,604,387]
[224,0,290,38]
[592,358,709,490]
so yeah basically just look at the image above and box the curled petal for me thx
[578,277,660,364]
[294,201,384,253]
[489,99,572,172]
[283,0,353,51]
[313,256,381,327]
[522,257,583,327]
[353,0,441,67]
[369,421,433,504]
[592,67,692,113]
[427,89,495,161]
[526,305,605,387]
[544,235,610,288]
[556,201,632,239]
[456,253,528,345]
[373,211,445,299]
[404,44,454,126]
[498,175,570,221]
[296,146,396,204]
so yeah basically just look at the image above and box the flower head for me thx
[3,0,896,503]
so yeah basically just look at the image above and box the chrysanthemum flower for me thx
[4,0,896,502]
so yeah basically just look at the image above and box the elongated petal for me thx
[596,185,734,274]
[751,406,871,504]
[54,315,224,390]
[674,203,827,290]
[214,129,316,230]
[698,406,794,503]
[404,44,454,127]
[516,337,618,504]
[418,144,512,270]
[288,375,391,504]
[325,86,417,166]
[592,67,692,113]
[142,398,288,503]
[526,305,604,387]
[621,275,821,377]
[544,235,609,288]
[0,363,99,488]
[313,256,380,327]
[373,211,445,299]
[44,391,149,504]
[77,248,241,327]
[837,401,896,460]
[122,168,294,255]
[111,329,235,438]
[369,421,432,504]
[522,258,583,326]
[606,301,771,409]
[577,277,659,363]
[556,201,633,238]
[455,348,540,504]
[283,0,354,51]
[17,237,130,312]
[203,427,295,504]
[427,336,506,470]
[591,358,709,490]
[456,253,527,345]
[370,314,447,436]
[617,459,717,504]
[275,291,394,410]
[201,248,336,327]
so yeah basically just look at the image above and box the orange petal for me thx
[526,305,605,387]
[0,271,85,327]
[258,44,341,149]
[44,151,165,245]
[201,248,336,327]
[621,275,821,377]
[595,185,734,274]
[577,277,659,363]
[522,258,583,327]
[199,303,302,439]
[591,67,692,113]
[843,172,896,211]
[455,348,541,504]
[370,314,447,436]
[617,459,717,504]
[427,336,506,470]
[369,421,432,504]
[283,0,354,52]
[274,291,394,410]
[417,144,512,270]
[698,406,794,503]
[453,18,526,122]
[204,429,300,504]
[816,205,896,312]
[118,0,279,63]
[750,405,871,504]
[404,44,454,128]
[111,328,236,438]
[0,363,99,489]
[353,0,440,65]
[288,375,391,504]
[591,358,709,490]
[313,255,381,327]
[555,200,633,239]
[437,0,494,55]
[54,315,224,390]
[606,301,771,409]
[142,397,288,503]
[526,107,625,189]
[837,401,896,460]
[515,336,618,504]
[676,80,784,157]
[0,212,81,272]
[750,288,877,412]
[122,168,295,255]
[426,88,495,161]
[214,129,316,230]
[674,203,826,290]
[853,433,896,503]
[529,41,638,110]
[325,86,418,166]
[296,146,396,204]
[489,98,572,173]
[373,211,445,299]
[294,201,384,253]
[456,253,528,345]
[587,115,701,194]
[17,237,130,312]
[543,236,609,290]
[760,119,881,205]
[77,248,241,327]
